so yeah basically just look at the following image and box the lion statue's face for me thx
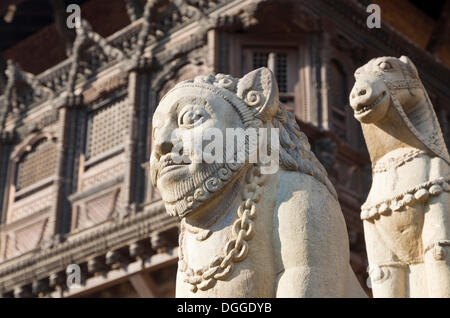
[150,67,337,218]
[349,56,424,124]
[150,85,245,218]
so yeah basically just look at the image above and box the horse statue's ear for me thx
[399,55,419,78]
[236,67,279,121]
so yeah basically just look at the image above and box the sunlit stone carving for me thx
[150,67,365,297]
[350,56,450,297]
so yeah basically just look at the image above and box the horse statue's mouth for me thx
[354,91,387,117]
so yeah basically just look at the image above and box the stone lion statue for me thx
[350,56,450,297]
[150,67,365,297]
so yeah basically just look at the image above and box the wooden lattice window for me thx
[243,48,298,108]
[252,51,289,93]
[85,98,129,160]
[15,138,57,191]
[275,53,288,93]
[253,52,269,69]
[329,60,349,141]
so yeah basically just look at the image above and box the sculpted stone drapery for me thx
[150,67,366,297]
[350,56,450,297]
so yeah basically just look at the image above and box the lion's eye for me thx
[179,109,205,127]
[378,61,392,71]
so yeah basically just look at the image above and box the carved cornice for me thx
[152,37,209,94]
[0,0,233,135]
[82,71,128,104]
[0,60,55,133]
[128,0,216,71]
[1,0,448,127]
[13,109,59,142]
[66,19,127,96]
[0,200,178,295]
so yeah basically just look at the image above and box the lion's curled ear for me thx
[236,67,279,121]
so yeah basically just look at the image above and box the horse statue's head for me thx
[349,56,450,164]
[150,67,335,219]
[349,56,423,123]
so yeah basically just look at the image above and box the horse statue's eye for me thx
[378,61,392,71]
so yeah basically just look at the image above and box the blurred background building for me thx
[0,0,448,297]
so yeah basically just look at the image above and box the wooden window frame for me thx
[2,132,58,223]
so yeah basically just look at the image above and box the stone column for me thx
[0,139,11,224]
[134,72,152,205]
[121,71,139,216]
[50,105,69,238]
[309,31,323,129]
[145,84,160,204]
[60,102,81,234]
[0,134,13,224]
[320,31,332,131]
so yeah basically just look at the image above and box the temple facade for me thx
[0,0,448,297]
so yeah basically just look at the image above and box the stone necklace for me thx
[182,180,241,241]
[178,165,266,293]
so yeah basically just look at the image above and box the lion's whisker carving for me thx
[179,164,266,292]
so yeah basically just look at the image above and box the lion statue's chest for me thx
[176,182,279,297]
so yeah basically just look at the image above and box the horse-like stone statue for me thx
[350,56,450,297]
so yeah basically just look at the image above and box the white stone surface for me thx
[350,56,450,297]
[150,67,366,297]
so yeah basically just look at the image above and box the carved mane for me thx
[272,105,337,199]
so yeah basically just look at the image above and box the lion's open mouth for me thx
[355,91,387,115]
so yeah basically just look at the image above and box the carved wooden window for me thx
[85,97,129,160]
[253,52,269,70]
[251,51,290,93]
[243,48,298,107]
[329,60,349,142]
[15,138,57,191]
[275,53,288,94]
